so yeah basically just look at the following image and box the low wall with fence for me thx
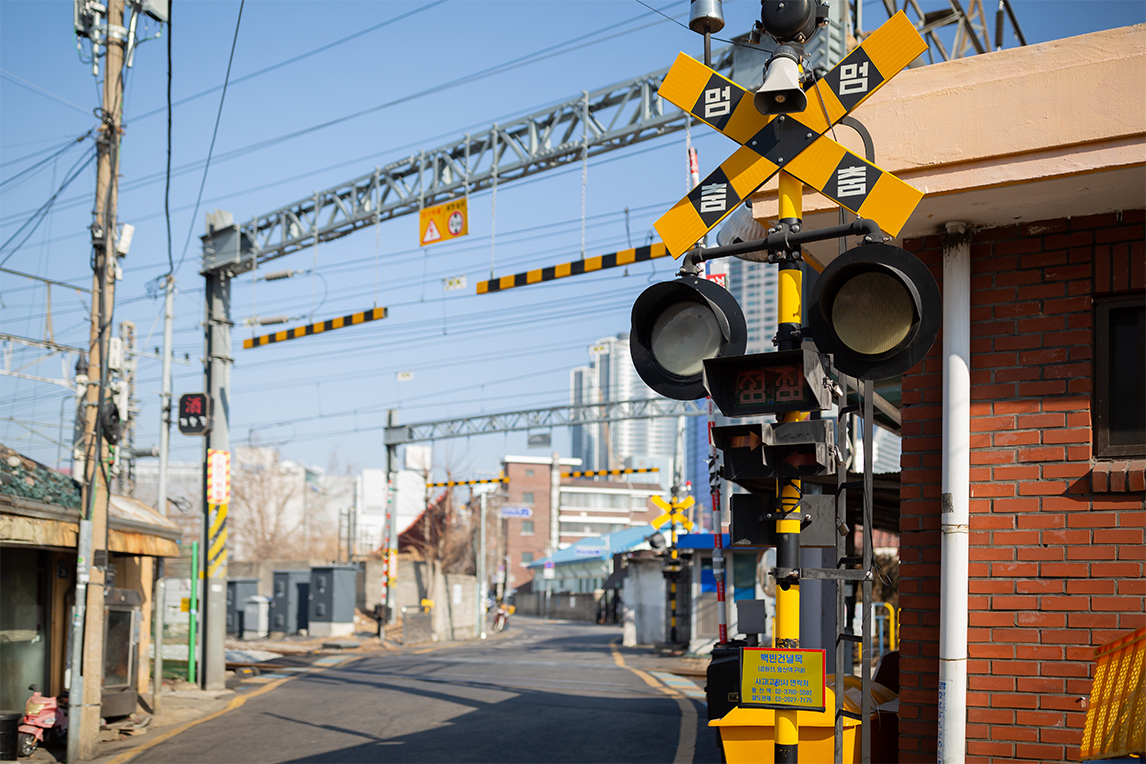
[515,590,601,622]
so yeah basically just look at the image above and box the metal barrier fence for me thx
[402,608,432,645]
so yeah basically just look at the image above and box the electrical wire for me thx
[0,1,684,228]
[128,1,448,125]
[0,149,96,265]
[174,0,244,273]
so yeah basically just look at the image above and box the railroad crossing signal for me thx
[653,12,928,257]
[651,495,696,532]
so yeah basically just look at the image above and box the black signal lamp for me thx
[808,242,941,381]
[630,276,747,401]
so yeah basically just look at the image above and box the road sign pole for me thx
[774,170,804,764]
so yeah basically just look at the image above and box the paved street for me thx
[128,617,719,764]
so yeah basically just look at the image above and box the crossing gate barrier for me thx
[1081,625,1145,760]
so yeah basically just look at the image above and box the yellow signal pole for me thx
[774,170,805,764]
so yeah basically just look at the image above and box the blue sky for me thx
[2,0,1143,484]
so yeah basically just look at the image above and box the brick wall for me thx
[898,210,1146,762]
[503,460,554,588]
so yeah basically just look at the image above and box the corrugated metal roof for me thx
[528,524,657,568]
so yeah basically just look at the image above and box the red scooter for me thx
[18,686,66,758]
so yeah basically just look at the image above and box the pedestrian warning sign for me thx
[419,198,468,247]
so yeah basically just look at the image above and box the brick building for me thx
[500,456,668,590]
[898,213,1145,761]
[741,22,1143,762]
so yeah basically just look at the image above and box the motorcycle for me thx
[18,686,66,758]
[492,602,514,632]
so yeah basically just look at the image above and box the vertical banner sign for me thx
[419,198,468,246]
[206,449,230,579]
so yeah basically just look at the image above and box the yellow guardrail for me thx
[1080,625,1145,760]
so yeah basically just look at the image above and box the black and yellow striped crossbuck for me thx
[654,12,928,257]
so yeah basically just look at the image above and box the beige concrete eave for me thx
[747,24,1146,264]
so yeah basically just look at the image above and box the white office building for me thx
[570,333,678,475]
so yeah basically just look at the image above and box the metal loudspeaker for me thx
[630,276,747,400]
[754,49,807,116]
[808,242,941,380]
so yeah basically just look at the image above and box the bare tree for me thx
[230,453,306,561]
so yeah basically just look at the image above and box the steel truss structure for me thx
[384,397,704,446]
[225,46,736,270]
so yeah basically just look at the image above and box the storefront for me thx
[1,445,180,714]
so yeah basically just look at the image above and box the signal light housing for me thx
[703,348,833,418]
[630,276,747,401]
[712,420,836,491]
[808,242,941,381]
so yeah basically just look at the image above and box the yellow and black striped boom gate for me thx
[243,307,388,349]
[477,242,670,295]
[561,467,661,478]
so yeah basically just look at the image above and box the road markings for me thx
[106,657,364,764]
[611,639,698,764]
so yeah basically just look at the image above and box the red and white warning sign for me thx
[419,198,468,247]
[207,449,231,504]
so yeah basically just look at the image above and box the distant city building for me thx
[500,455,669,591]
[569,333,678,473]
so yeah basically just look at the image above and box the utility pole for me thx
[199,211,251,691]
[477,490,487,639]
[156,276,175,517]
[68,0,126,757]
[383,410,398,627]
[116,319,137,496]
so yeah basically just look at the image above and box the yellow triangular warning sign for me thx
[422,219,442,244]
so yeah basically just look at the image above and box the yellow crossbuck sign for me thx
[654,12,928,257]
[651,495,696,532]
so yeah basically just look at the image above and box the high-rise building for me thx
[570,333,678,473]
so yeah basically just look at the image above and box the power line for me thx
[174,0,245,273]
[0,1,683,229]
[128,1,449,125]
[0,149,96,265]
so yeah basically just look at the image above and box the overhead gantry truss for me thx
[383,397,705,446]
[231,47,736,270]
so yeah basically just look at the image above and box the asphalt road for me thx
[129,617,720,764]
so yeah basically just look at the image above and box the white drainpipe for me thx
[939,222,971,763]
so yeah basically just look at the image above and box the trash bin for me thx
[710,686,860,764]
[710,678,896,764]
[0,711,21,761]
[242,595,270,640]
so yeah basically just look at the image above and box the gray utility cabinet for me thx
[269,570,310,634]
[308,565,356,625]
[226,579,259,634]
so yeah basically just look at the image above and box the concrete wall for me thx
[623,559,665,646]
[515,590,601,621]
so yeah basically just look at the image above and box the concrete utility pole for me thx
[69,0,125,757]
[156,275,175,517]
[200,222,233,691]
[117,319,137,495]
[383,410,398,627]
